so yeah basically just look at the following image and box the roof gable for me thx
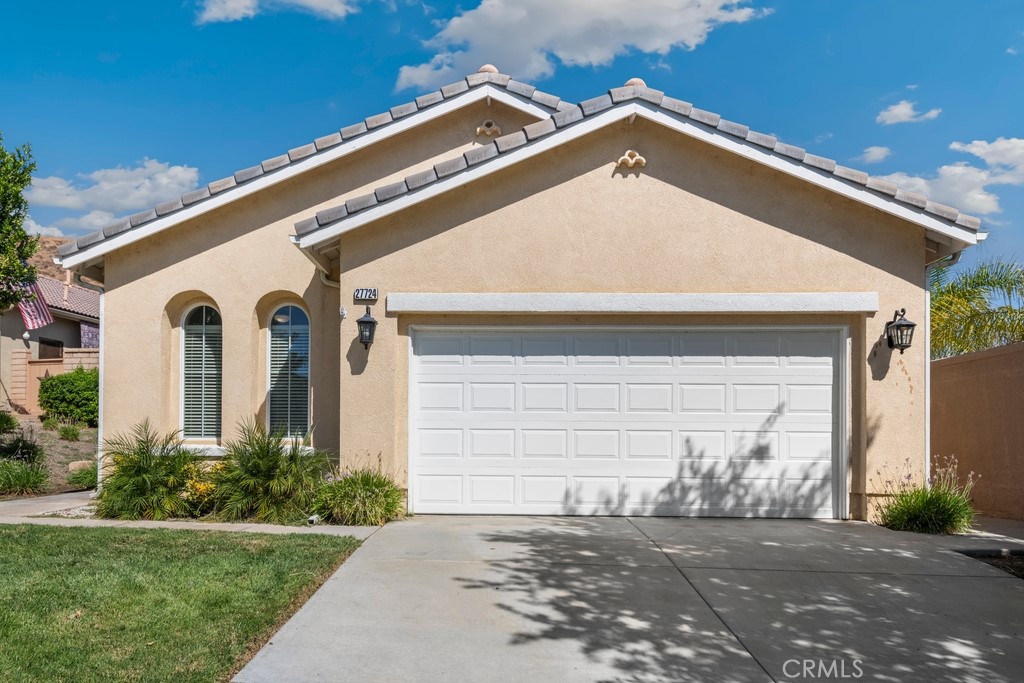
[35,276,100,320]
[58,69,566,271]
[295,81,982,257]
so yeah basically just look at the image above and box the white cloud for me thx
[876,100,942,125]
[858,146,891,164]
[905,84,919,90]
[27,159,200,215]
[55,211,119,232]
[880,137,1024,215]
[198,0,258,22]
[196,0,356,23]
[24,217,64,238]
[1008,47,1019,56]
[396,0,771,91]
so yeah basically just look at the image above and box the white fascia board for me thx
[639,103,978,247]
[387,292,880,315]
[299,102,978,252]
[60,86,551,270]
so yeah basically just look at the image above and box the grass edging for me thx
[0,525,360,683]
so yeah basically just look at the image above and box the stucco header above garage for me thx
[295,77,983,265]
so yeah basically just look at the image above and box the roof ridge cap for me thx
[60,71,561,260]
[299,87,982,237]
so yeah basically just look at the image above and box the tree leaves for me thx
[930,260,1024,358]
[0,132,39,310]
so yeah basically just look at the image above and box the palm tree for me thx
[930,260,1024,359]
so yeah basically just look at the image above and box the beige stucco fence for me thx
[931,342,1024,520]
[8,348,99,416]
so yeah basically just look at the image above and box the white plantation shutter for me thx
[269,306,310,438]
[183,306,222,439]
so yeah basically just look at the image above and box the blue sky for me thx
[3,1,1022,270]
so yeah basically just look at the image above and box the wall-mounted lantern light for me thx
[885,308,916,354]
[356,306,378,350]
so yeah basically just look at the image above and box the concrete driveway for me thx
[236,517,1024,683]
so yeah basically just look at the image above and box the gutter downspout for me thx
[924,250,962,488]
[71,273,106,493]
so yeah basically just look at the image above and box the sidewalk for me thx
[972,515,1024,544]
[0,491,379,540]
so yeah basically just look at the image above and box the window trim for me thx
[266,303,311,440]
[180,304,223,442]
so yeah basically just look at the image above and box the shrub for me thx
[95,420,197,520]
[212,421,330,525]
[874,455,978,534]
[58,422,81,442]
[67,463,98,490]
[181,461,221,517]
[0,411,18,434]
[0,461,48,494]
[38,367,99,427]
[41,416,59,431]
[0,426,44,465]
[313,465,405,526]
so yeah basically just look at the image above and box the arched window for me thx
[182,305,222,439]
[269,305,310,438]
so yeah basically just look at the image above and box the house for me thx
[0,272,100,413]
[55,66,982,519]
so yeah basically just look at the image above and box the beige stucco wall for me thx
[335,119,930,519]
[100,100,542,454]
[931,342,1024,520]
[1,311,83,412]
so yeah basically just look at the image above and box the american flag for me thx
[18,279,54,330]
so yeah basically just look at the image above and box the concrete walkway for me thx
[0,491,379,539]
[236,516,1024,683]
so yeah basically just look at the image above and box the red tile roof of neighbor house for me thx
[34,276,100,321]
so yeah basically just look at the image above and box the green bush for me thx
[0,411,18,434]
[0,427,44,465]
[95,420,197,520]
[212,421,330,525]
[0,461,48,494]
[57,422,81,442]
[67,463,98,490]
[38,367,98,427]
[181,461,219,517]
[41,416,59,431]
[313,466,405,526]
[875,455,978,534]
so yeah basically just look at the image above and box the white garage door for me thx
[410,329,840,517]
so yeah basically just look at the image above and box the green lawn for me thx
[0,525,359,682]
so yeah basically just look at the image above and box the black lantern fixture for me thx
[885,308,916,354]
[356,306,378,350]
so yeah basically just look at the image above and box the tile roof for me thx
[57,68,566,261]
[35,276,100,320]
[297,79,982,241]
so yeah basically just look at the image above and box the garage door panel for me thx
[626,384,674,413]
[411,329,838,517]
[679,431,727,460]
[574,383,620,412]
[680,384,727,413]
[521,383,568,412]
[522,429,568,459]
[732,384,781,413]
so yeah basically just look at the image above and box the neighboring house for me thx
[56,67,982,520]
[0,274,101,413]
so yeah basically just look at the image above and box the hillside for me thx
[28,237,73,281]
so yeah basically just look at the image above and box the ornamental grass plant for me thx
[874,455,978,534]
